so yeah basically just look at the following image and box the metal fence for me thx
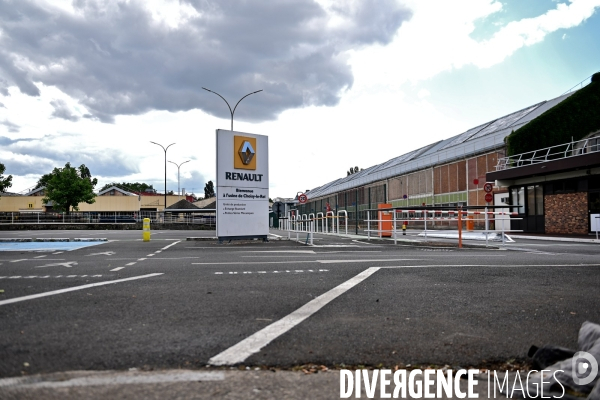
[0,210,216,227]
[496,136,600,171]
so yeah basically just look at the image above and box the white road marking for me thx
[137,258,147,261]
[0,371,224,388]
[381,264,600,269]
[147,254,155,257]
[53,252,63,254]
[160,241,181,251]
[214,269,329,275]
[0,274,102,279]
[0,273,163,306]
[86,251,116,256]
[317,258,420,264]
[35,261,78,268]
[34,255,47,259]
[246,250,316,254]
[193,261,316,265]
[193,259,419,265]
[10,259,27,263]
[126,262,136,266]
[110,267,125,271]
[208,267,379,366]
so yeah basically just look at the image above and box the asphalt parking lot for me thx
[0,229,599,398]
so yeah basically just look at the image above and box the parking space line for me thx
[214,269,329,275]
[0,273,164,306]
[193,259,419,265]
[208,267,380,366]
[110,267,125,271]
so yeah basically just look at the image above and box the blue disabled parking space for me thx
[0,241,106,252]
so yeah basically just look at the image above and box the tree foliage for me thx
[505,76,600,156]
[42,163,98,214]
[204,180,215,198]
[99,182,155,193]
[0,163,13,193]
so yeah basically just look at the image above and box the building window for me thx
[511,187,525,214]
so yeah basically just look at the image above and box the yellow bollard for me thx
[143,218,151,242]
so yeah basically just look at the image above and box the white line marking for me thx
[0,371,224,388]
[110,267,125,271]
[246,250,316,254]
[214,269,330,275]
[160,241,181,251]
[34,255,47,259]
[2,274,100,279]
[208,267,380,366]
[126,262,136,266]
[0,273,163,306]
[36,261,78,268]
[137,258,147,261]
[317,258,420,264]
[10,259,26,263]
[147,254,155,257]
[53,252,63,254]
[380,264,600,269]
[193,259,419,266]
[193,261,316,265]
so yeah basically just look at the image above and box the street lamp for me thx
[202,87,262,131]
[168,160,190,200]
[150,141,175,211]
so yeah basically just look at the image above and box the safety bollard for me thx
[143,218,151,242]
[402,222,407,235]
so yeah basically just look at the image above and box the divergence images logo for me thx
[573,351,598,386]
[234,136,257,170]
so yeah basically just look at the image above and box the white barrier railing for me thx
[337,210,348,235]
[316,212,324,232]
[325,211,335,233]
[366,207,523,247]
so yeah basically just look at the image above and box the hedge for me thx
[505,72,600,156]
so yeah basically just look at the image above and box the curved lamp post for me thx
[150,141,175,211]
[202,87,262,131]
[168,160,190,200]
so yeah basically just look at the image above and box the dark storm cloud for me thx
[0,133,139,177]
[0,119,20,132]
[50,99,80,121]
[0,0,411,123]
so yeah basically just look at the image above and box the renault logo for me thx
[238,141,255,165]
[233,135,257,170]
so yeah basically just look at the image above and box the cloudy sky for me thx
[1,0,599,199]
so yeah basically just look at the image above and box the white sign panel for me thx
[216,129,269,239]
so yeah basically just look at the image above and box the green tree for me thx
[0,163,13,194]
[42,163,98,214]
[204,180,215,198]
[34,173,52,190]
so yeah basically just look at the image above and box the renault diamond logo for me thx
[233,135,257,170]
[238,141,255,165]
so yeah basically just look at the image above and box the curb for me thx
[509,235,600,244]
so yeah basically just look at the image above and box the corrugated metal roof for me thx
[303,92,575,200]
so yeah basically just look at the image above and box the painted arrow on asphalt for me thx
[86,251,116,256]
[36,262,78,268]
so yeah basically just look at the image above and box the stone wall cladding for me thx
[545,192,588,234]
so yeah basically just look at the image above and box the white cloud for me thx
[1,0,599,198]
[351,0,600,86]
